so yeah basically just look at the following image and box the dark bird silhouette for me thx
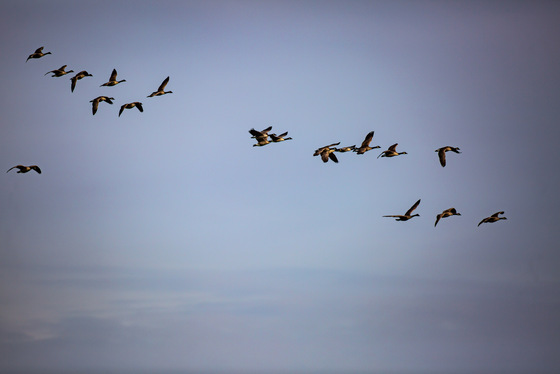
[269,132,292,143]
[7,165,41,174]
[478,211,507,227]
[100,69,126,87]
[435,208,461,227]
[354,131,380,154]
[44,65,73,77]
[335,145,356,153]
[313,142,340,163]
[435,146,461,167]
[249,126,272,146]
[378,143,408,158]
[383,199,421,221]
[119,102,143,117]
[90,96,115,115]
[70,71,93,92]
[26,47,51,62]
[148,76,173,97]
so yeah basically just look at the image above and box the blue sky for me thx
[1,1,560,373]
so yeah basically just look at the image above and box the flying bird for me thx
[26,47,51,62]
[435,146,461,167]
[7,165,42,174]
[100,69,126,87]
[90,96,115,115]
[354,131,380,154]
[378,143,408,158]
[249,126,272,146]
[434,207,461,227]
[269,132,292,143]
[383,199,421,221]
[70,70,93,92]
[313,142,340,163]
[478,211,507,227]
[44,65,73,77]
[119,102,143,117]
[148,76,173,97]
[335,145,356,153]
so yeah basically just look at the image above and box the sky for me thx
[1,1,560,373]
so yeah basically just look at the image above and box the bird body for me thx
[100,69,126,87]
[119,102,143,116]
[26,47,51,62]
[90,96,115,115]
[269,131,292,142]
[313,142,340,163]
[70,70,93,92]
[354,131,380,154]
[383,199,421,221]
[45,65,73,77]
[335,145,355,153]
[148,76,173,97]
[378,143,408,158]
[435,207,461,227]
[436,146,461,167]
[249,126,273,146]
[478,211,507,226]
[7,165,41,174]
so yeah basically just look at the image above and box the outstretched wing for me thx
[30,165,42,174]
[109,69,118,81]
[388,143,398,151]
[491,211,504,217]
[438,148,446,167]
[158,76,170,91]
[135,102,143,112]
[405,199,421,216]
[328,151,338,163]
[360,131,374,148]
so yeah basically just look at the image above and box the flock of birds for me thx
[247,127,507,227]
[11,46,507,229]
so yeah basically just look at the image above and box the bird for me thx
[119,102,143,117]
[269,132,292,143]
[26,47,51,62]
[249,127,272,146]
[100,69,126,87]
[313,142,340,163]
[313,142,340,156]
[378,143,408,158]
[434,208,461,227]
[90,96,115,115]
[335,145,356,153]
[148,76,173,97]
[70,71,93,92]
[44,65,73,77]
[354,131,380,154]
[478,211,507,226]
[435,146,461,167]
[383,199,421,221]
[7,165,41,174]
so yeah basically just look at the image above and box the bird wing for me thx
[405,199,421,216]
[158,76,170,91]
[6,166,19,173]
[260,126,272,134]
[328,151,338,163]
[31,165,42,174]
[35,47,44,53]
[360,131,374,147]
[491,211,504,217]
[438,148,446,167]
[118,105,125,117]
[477,218,486,227]
[435,214,442,227]
[388,143,398,151]
[135,102,143,112]
[109,69,118,81]
[249,129,263,137]
[71,76,77,92]
[92,99,99,115]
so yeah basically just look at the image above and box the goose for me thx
[378,143,408,158]
[435,208,461,227]
[7,165,41,174]
[148,76,173,97]
[249,127,272,146]
[354,131,380,154]
[90,96,115,115]
[383,199,421,221]
[320,147,338,163]
[335,145,356,153]
[44,65,73,77]
[26,47,51,62]
[269,132,292,142]
[100,69,126,87]
[478,211,507,227]
[436,146,461,167]
[70,71,93,92]
[313,142,340,156]
[119,102,143,117]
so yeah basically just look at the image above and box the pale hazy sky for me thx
[1,1,560,374]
